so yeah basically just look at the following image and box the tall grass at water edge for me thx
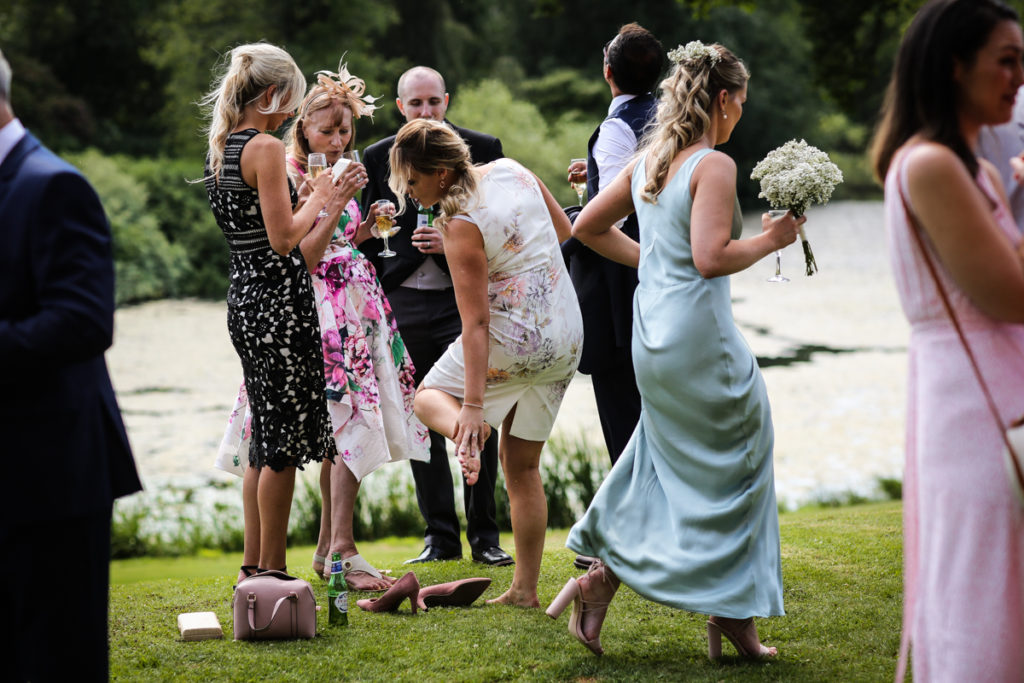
[112,433,901,559]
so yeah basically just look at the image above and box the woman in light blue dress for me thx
[546,41,802,659]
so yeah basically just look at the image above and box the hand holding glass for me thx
[569,158,587,206]
[766,209,789,283]
[307,153,330,218]
[371,199,399,257]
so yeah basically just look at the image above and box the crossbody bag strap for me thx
[897,182,1024,487]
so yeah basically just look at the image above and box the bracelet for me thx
[462,402,484,409]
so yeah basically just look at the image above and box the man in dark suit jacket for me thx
[0,48,142,682]
[562,24,663,467]
[361,66,512,567]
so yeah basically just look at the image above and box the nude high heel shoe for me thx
[706,617,778,660]
[355,572,420,615]
[545,561,616,656]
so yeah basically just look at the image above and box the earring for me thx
[440,180,447,190]
[723,112,728,120]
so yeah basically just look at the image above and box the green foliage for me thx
[65,150,190,305]
[109,503,904,681]
[128,157,230,298]
[449,79,597,207]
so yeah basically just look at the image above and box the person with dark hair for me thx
[550,40,797,660]
[388,118,582,608]
[362,67,513,568]
[563,23,663,481]
[562,23,663,572]
[870,0,1024,679]
[0,46,142,680]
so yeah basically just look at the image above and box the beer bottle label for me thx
[334,593,348,613]
[417,210,429,229]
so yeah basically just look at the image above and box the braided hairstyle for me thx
[387,119,479,229]
[200,42,306,182]
[639,42,748,203]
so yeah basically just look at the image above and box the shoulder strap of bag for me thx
[894,167,1024,683]
[896,179,1024,483]
[247,591,298,636]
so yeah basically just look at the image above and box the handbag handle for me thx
[896,180,1024,489]
[246,591,298,636]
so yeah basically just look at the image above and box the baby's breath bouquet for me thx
[750,139,843,276]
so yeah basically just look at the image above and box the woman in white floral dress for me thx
[388,119,583,608]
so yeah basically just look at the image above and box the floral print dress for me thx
[217,191,428,480]
[423,158,583,441]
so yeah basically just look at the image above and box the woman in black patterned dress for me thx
[202,43,348,581]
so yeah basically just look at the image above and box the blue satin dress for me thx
[567,149,785,619]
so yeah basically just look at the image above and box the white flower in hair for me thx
[668,41,721,68]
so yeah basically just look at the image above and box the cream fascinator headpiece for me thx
[308,59,379,119]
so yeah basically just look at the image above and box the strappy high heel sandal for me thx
[706,617,778,660]
[545,561,617,656]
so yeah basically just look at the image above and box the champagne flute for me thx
[766,209,789,283]
[372,199,399,257]
[342,150,361,164]
[307,152,330,218]
[569,157,587,206]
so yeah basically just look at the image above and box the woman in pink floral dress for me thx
[388,119,583,608]
[218,64,428,590]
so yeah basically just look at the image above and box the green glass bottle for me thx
[327,551,348,626]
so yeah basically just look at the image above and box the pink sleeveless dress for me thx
[885,149,1024,681]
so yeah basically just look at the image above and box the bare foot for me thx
[458,423,492,486]
[578,563,619,643]
[486,587,540,608]
[344,569,396,592]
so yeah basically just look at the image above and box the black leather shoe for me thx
[404,545,462,564]
[471,546,514,566]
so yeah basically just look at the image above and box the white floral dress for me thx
[423,158,583,441]
[217,193,429,480]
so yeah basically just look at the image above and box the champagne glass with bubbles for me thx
[372,199,399,257]
[307,152,330,218]
[569,157,587,206]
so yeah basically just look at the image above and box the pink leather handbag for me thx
[232,570,317,640]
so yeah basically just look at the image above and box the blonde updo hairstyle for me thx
[201,42,306,182]
[387,119,478,229]
[285,60,378,174]
[640,42,748,203]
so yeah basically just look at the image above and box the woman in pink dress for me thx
[872,0,1024,679]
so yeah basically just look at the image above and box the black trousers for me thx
[2,505,113,682]
[591,348,642,465]
[387,286,500,553]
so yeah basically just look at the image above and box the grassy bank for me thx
[110,501,902,681]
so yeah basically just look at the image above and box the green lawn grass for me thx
[110,502,902,681]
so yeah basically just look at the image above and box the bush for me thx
[110,433,610,558]
[129,157,230,299]
[66,149,190,305]
[448,79,597,208]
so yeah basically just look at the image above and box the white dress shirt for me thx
[0,117,26,167]
[593,94,639,193]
